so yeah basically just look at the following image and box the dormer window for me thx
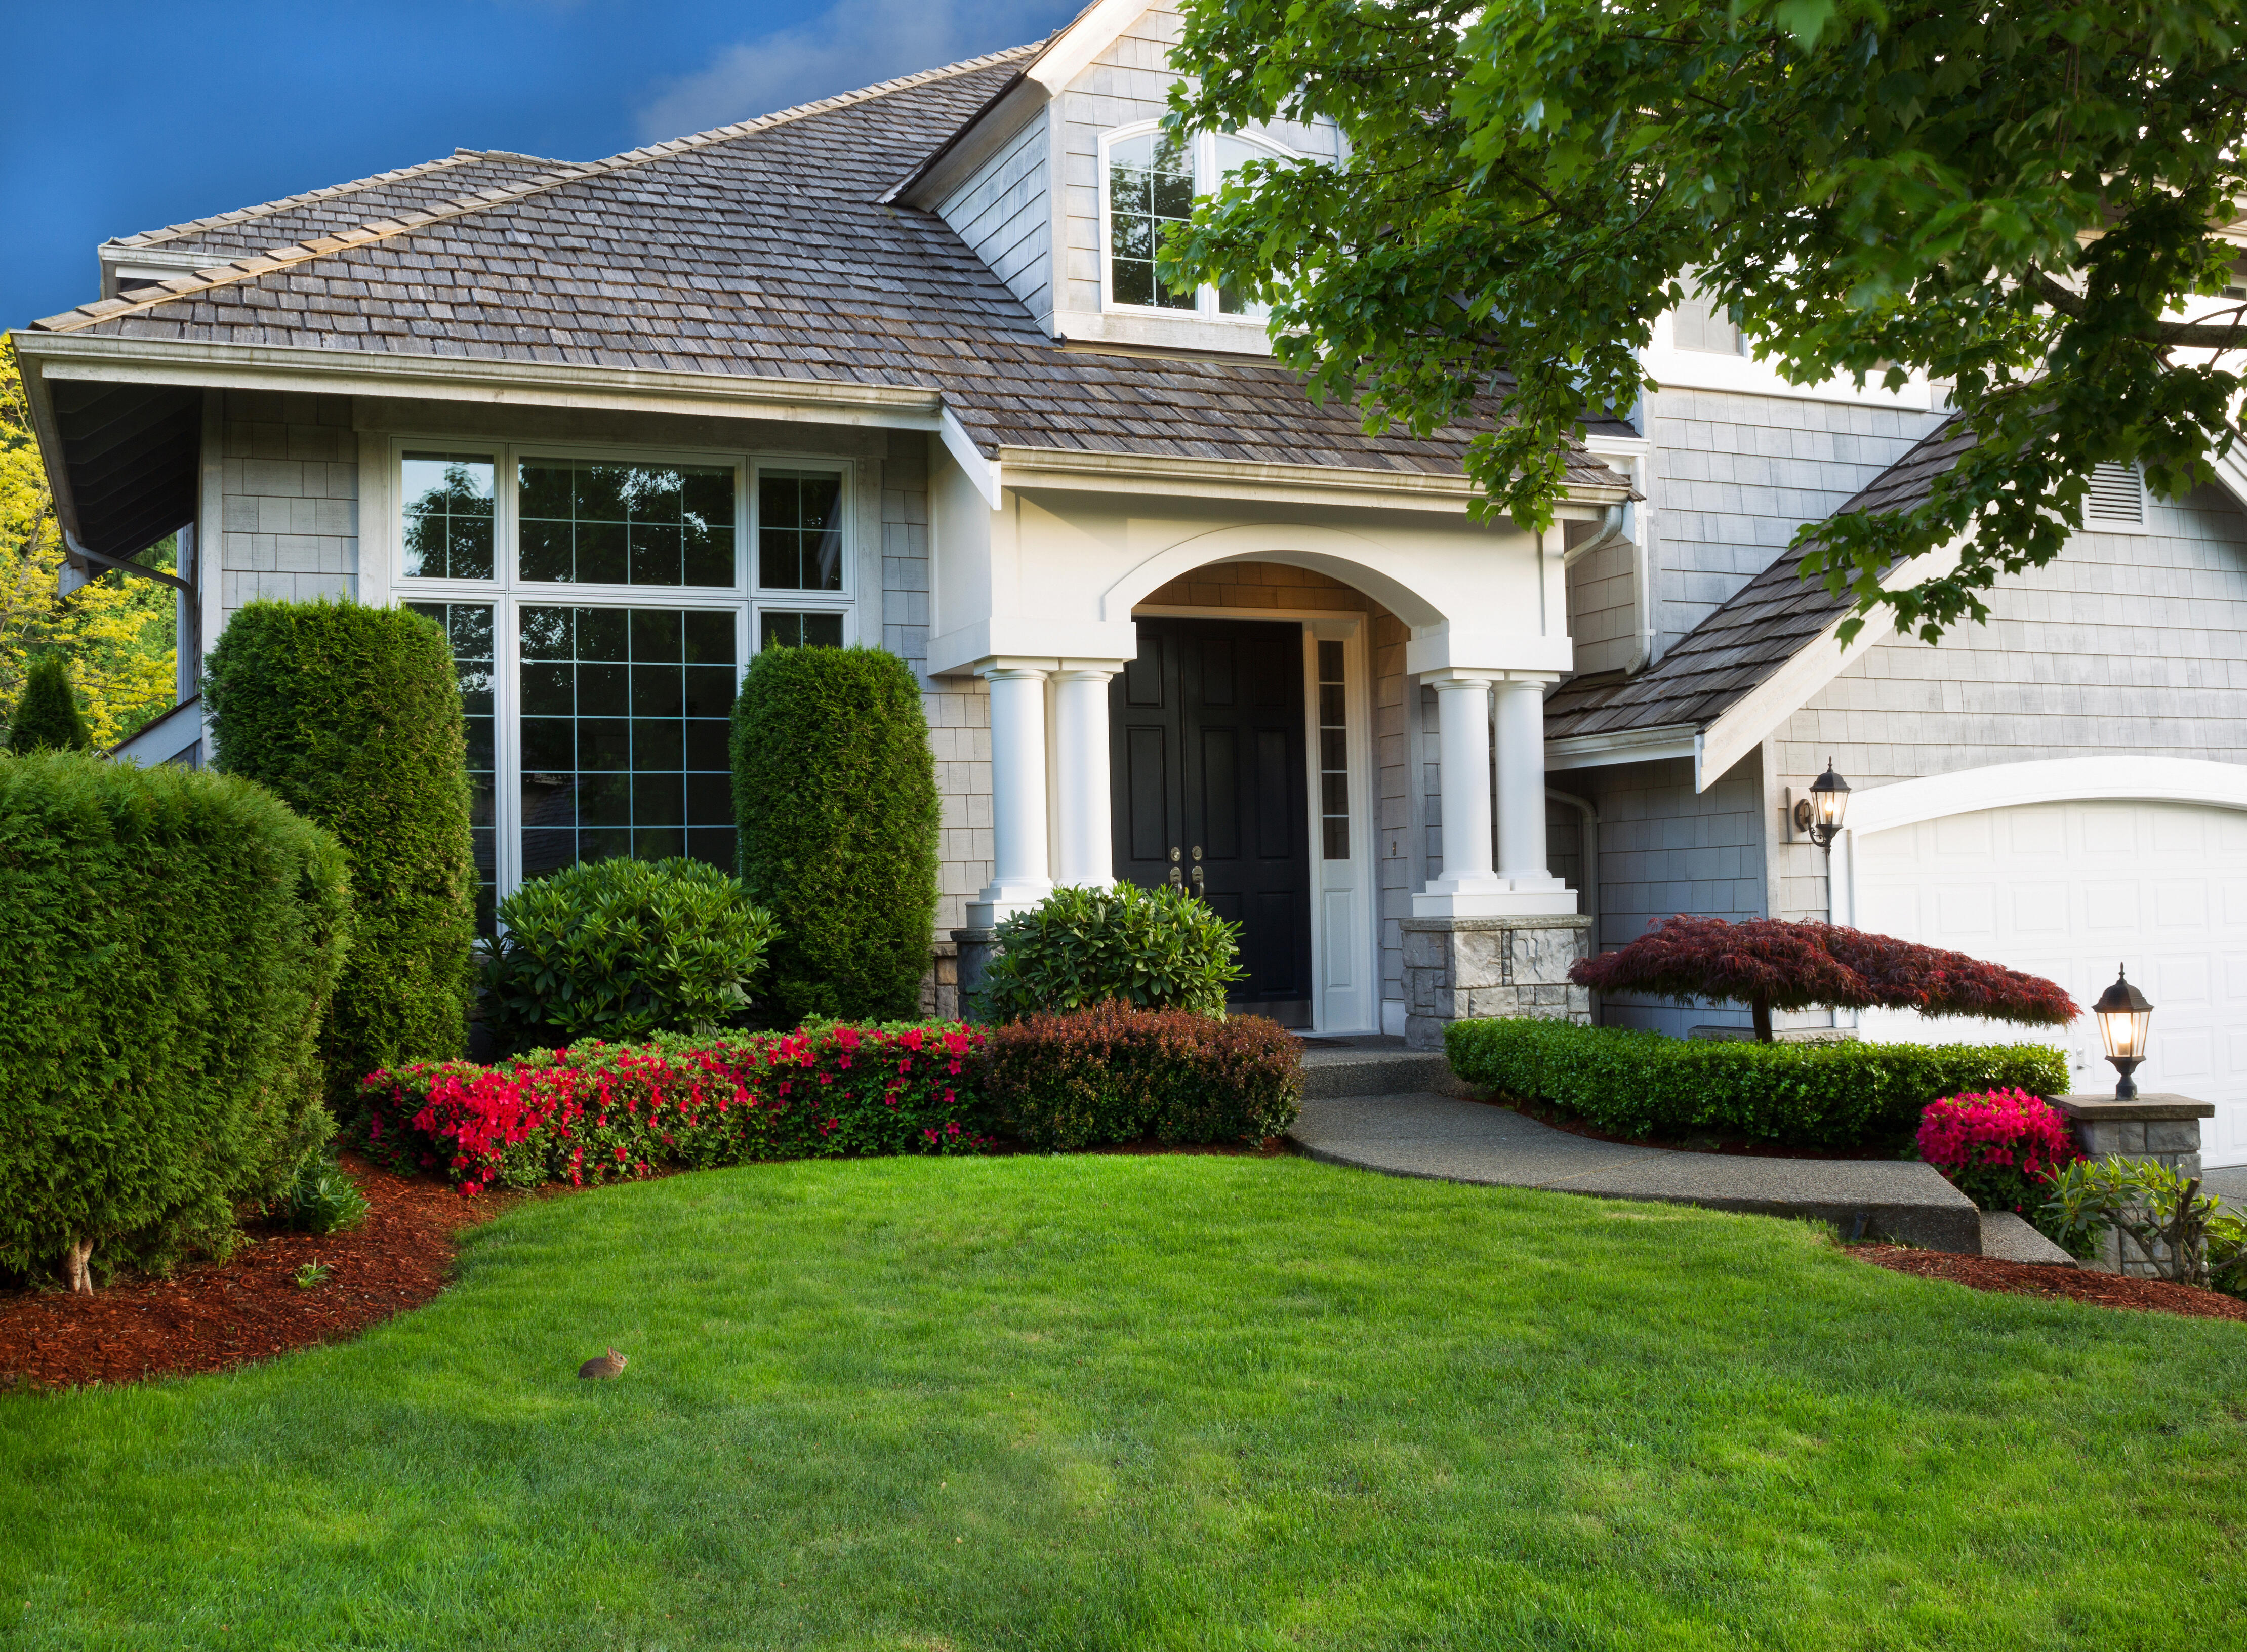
[1102,125,1288,320]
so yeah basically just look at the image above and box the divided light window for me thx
[520,458,737,587]
[405,601,498,933]
[1105,128,1283,319]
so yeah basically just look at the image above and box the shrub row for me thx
[358,1003,1305,1190]
[0,751,351,1284]
[984,1001,1301,1151]
[359,1022,994,1192]
[1446,1018,2069,1148]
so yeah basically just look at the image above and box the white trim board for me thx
[1843,756,2247,840]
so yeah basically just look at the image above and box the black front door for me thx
[1111,617,1313,1026]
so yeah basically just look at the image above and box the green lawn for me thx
[4,1156,2242,1650]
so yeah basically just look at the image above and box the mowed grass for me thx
[3,1155,2244,1650]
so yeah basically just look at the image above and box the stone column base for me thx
[950,928,998,1024]
[2050,1094,2215,1276]
[1400,915,1594,1052]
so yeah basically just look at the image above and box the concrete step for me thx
[1299,1046,1464,1101]
[1978,1210,2078,1266]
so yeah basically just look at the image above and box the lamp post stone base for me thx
[2050,1094,2216,1277]
[1400,915,1593,1052]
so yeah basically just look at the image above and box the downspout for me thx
[1546,786,1600,1024]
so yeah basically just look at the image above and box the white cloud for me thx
[634,0,1071,142]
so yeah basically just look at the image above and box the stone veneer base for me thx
[1399,915,1593,1051]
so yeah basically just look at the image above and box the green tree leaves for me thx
[1163,0,2247,643]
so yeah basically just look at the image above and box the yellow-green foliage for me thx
[0,751,352,1281]
[0,342,176,749]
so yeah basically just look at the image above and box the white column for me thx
[968,663,1053,926]
[1414,670,1507,914]
[1052,666,1116,888]
[1494,678,1554,882]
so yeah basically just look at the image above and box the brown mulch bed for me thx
[1851,1245,2247,1322]
[0,1157,509,1392]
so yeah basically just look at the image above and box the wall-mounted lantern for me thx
[1790,759,1852,858]
[2093,965,2154,1099]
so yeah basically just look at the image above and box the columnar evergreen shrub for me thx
[1445,1017,2068,1148]
[977,882,1244,1022]
[0,751,351,1289]
[484,857,778,1051]
[205,599,475,1097]
[731,644,939,1023]
[359,1022,993,1193]
[983,1002,1301,1150]
[7,654,93,753]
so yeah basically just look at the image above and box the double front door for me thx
[1110,617,1313,1026]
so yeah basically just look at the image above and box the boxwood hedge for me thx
[1445,1017,2069,1148]
[0,751,352,1285]
[731,644,938,1023]
[205,599,476,1097]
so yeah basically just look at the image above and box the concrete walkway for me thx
[2204,1166,2246,1217]
[1291,1092,1983,1252]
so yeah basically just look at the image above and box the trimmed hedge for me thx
[984,1001,1302,1150]
[7,654,92,754]
[1446,1017,2069,1149]
[977,882,1244,1022]
[359,1022,994,1192]
[205,599,476,1098]
[731,644,939,1023]
[0,751,352,1284]
[484,856,778,1052]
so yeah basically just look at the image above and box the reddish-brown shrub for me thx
[983,1002,1302,1150]
[1570,916,2078,1042]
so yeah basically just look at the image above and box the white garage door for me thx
[1853,799,2247,1168]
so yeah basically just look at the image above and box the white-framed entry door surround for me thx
[1130,603,1381,1035]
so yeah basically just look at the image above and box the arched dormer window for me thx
[1101,123,1291,320]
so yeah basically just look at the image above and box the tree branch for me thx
[2030,271,2247,348]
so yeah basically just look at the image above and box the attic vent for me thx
[2087,461,2145,526]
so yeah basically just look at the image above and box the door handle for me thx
[1168,846,1183,888]
[1191,863,1205,895]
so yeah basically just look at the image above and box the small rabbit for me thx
[578,1347,628,1380]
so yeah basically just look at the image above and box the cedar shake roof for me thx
[34,45,1626,492]
[1545,418,1972,739]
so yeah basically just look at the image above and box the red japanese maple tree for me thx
[1569,916,2079,1043]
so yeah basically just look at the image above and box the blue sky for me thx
[5,0,1077,330]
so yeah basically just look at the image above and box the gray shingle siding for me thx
[218,390,356,615]
[1645,387,1946,654]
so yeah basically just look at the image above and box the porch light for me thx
[1791,759,1852,857]
[2093,966,2154,1100]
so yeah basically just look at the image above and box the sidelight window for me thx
[1316,640,1349,860]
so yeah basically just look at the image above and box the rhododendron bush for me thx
[1918,1088,2086,1251]
[1572,916,2080,1042]
[359,1022,993,1194]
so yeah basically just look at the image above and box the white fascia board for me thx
[11,334,947,432]
[1023,0,1154,93]
[1694,534,1965,791]
[2205,443,2247,516]
[1545,724,1699,771]
[940,406,1003,509]
[926,618,1141,678]
[9,343,85,541]
[998,444,1631,514]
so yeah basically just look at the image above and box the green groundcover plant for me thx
[0,750,351,1288]
[978,882,1245,1022]
[1447,1017,2067,1149]
[731,644,939,1024]
[483,857,778,1053]
[204,599,475,1100]
[984,1001,1301,1151]
[2042,1155,2247,1294]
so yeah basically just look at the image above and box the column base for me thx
[950,928,997,1023]
[1400,915,1593,1051]
[1411,884,1579,918]
[965,882,1053,930]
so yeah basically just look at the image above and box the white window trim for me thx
[1097,120,1296,324]
[1642,309,1934,410]
[374,435,859,905]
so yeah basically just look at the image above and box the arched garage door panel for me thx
[1854,800,2247,1169]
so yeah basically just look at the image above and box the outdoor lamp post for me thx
[1792,759,1852,857]
[2093,965,2154,1099]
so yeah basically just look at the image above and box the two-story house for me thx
[16,2,2244,1166]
